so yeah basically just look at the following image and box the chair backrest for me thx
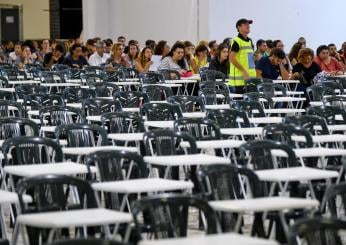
[207,108,250,128]
[131,194,219,239]
[101,111,144,133]
[15,85,48,99]
[16,174,98,214]
[263,123,313,148]
[230,100,265,117]
[322,182,346,219]
[199,81,230,105]
[47,239,126,245]
[141,103,182,121]
[0,117,39,139]
[288,217,346,245]
[244,78,272,93]
[89,82,120,97]
[87,150,147,181]
[198,164,263,200]
[80,73,103,85]
[24,94,64,110]
[118,67,138,80]
[0,100,25,117]
[174,118,221,140]
[139,72,165,84]
[319,81,344,95]
[159,69,181,80]
[323,95,346,109]
[0,76,9,88]
[239,139,299,170]
[62,88,97,103]
[39,106,85,126]
[143,129,197,156]
[306,84,335,101]
[200,70,226,83]
[257,83,287,97]
[40,71,59,83]
[284,115,329,135]
[55,123,108,147]
[0,90,15,101]
[2,136,63,165]
[307,105,346,125]
[244,92,274,109]
[142,85,174,101]
[113,91,149,108]
[82,98,122,116]
[167,95,205,112]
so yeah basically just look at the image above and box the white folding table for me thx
[92,178,193,211]
[144,154,230,178]
[210,197,319,237]
[0,190,32,239]
[139,232,279,245]
[13,208,133,245]
[165,79,198,95]
[255,167,338,199]
[220,127,263,138]
[144,121,175,130]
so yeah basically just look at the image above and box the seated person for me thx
[135,47,153,73]
[9,42,22,62]
[255,48,289,80]
[15,45,35,69]
[191,44,208,74]
[209,43,229,76]
[43,44,65,68]
[328,43,344,63]
[62,44,88,68]
[158,42,189,75]
[124,43,139,67]
[254,39,268,63]
[314,45,344,75]
[88,41,109,66]
[291,48,322,91]
[105,42,131,70]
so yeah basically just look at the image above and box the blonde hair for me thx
[111,42,123,53]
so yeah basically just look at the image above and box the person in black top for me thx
[62,44,88,69]
[209,43,229,76]
[43,44,65,68]
[291,48,321,87]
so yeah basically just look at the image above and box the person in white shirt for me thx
[9,42,22,62]
[88,41,110,66]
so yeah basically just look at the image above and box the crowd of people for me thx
[0,18,345,95]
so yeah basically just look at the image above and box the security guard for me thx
[229,18,256,93]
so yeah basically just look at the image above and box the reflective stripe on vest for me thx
[229,36,256,87]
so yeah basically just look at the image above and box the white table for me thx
[220,127,263,137]
[92,178,193,211]
[262,97,306,109]
[108,133,144,142]
[62,146,138,162]
[205,104,230,110]
[0,88,15,92]
[144,154,230,178]
[8,80,41,86]
[273,79,299,91]
[263,108,305,114]
[292,134,346,144]
[271,147,346,159]
[139,233,278,245]
[182,112,206,118]
[246,117,283,125]
[144,121,175,130]
[13,208,133,245]
[0,190,32,239]
[210,197,319,236]
[180,139,245,158]
[255,167,338,199]
[3,162,96,178]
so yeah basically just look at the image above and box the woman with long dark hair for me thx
[158,42,188,75]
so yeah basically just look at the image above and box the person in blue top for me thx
[255,47,289,80]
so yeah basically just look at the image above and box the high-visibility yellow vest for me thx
[229,36,256,87]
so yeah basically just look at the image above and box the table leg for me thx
[0,206,7,239]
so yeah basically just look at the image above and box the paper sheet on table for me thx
[149,55,162,71]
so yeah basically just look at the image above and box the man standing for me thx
[229,18,256,93]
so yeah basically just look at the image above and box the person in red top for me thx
[314,45,344,75]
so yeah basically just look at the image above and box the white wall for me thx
[83,0,346,51]
[83,0,209,47]
[209,0,346,52]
